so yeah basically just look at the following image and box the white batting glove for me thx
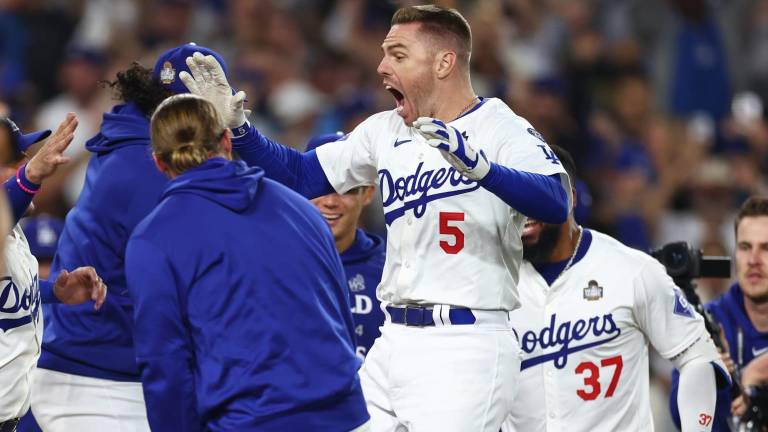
[414,117,490,181]
[179,52,249,129]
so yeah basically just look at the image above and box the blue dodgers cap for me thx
[22,215,65,259]
[0,118,51,153]
[153,42,229,95]
[305,131,345,152]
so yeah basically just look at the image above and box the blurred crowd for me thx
[2,0,767,429]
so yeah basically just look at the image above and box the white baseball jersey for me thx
[503,229,708,432]
[0,225,41,421]
[316,98,569,310]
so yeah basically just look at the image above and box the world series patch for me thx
[583,280,603,301]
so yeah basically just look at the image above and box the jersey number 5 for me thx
[575,355,623,401]
[439,212,464,254]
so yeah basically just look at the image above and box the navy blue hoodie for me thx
[38,102,168,380]
[125,158,368,431]
[342,229,385,358]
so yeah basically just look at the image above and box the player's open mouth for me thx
[522,220,542,236]
[322,213,342,222]
[385,85,406,114]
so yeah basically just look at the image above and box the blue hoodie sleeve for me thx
[232,125,334,199]
[125,238,202,432]
[478,163,568,224]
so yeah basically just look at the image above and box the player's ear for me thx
[219,129,233,160]
[362,185,375,206]
[152,153,170,177]
[571,186,578,211]
[435,49,456,80]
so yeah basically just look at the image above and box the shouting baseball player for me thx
[181,5,570,430]
[502,146,727,432]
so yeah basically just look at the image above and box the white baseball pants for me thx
[30,368,150,432]
[360,308,520,432]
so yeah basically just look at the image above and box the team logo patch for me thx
[673,289,695,318]
[159,61,176,84]
[348,273,366,292]
[461,130,469,141]
[583,280,603,301]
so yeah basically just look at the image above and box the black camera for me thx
[650,242,731,281]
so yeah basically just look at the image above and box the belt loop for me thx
[432,305,443,327]
[441,304,452,325]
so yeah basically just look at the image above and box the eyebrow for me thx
[382,42,408,52]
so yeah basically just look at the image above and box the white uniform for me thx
[503,229,708,432]
[0,225,40,421]
[316,98,569,431]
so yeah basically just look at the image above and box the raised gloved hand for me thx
[413,117,490,181]
[179,52,250,129]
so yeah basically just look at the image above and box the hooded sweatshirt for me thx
[125,158,367,431]
[341,228,385,358]
[38,102,168,381]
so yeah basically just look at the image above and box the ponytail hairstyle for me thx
[150,94,226,177]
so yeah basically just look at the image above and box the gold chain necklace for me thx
[553,226,583,286]
[455,96,479,120]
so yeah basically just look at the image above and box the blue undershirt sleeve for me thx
[478,162,568,224]
[232,124,334,199]
[3,172,35,226]
[39,280,60,304]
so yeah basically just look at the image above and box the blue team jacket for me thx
[39,102,168,381]
[342,229,385,358]
[670,283,768,430]
[125,158,368,431]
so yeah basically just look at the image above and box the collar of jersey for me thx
[455,97,487,120]
[532,228,593,286]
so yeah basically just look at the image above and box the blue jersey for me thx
[125,158,368,431]
[670,283,768,430]
[39,102,167,381]
[341,229,385,358]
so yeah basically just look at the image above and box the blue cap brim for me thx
[17,130,52,152]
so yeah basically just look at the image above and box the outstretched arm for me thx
[231,125,334,198]
[3,113,78,225]
[414,117,568,223]
[180,53,333,199]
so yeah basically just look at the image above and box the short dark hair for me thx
[550,144,577,181]
[735,196,768,234]
[391,5,472,68]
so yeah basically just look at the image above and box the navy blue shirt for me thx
[125,158,368,431]
[341,228,385,358]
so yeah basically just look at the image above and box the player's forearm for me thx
[3,164,39,226]
[677,361,717,431]
[232,124,334,198]
[478,163,568,223]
